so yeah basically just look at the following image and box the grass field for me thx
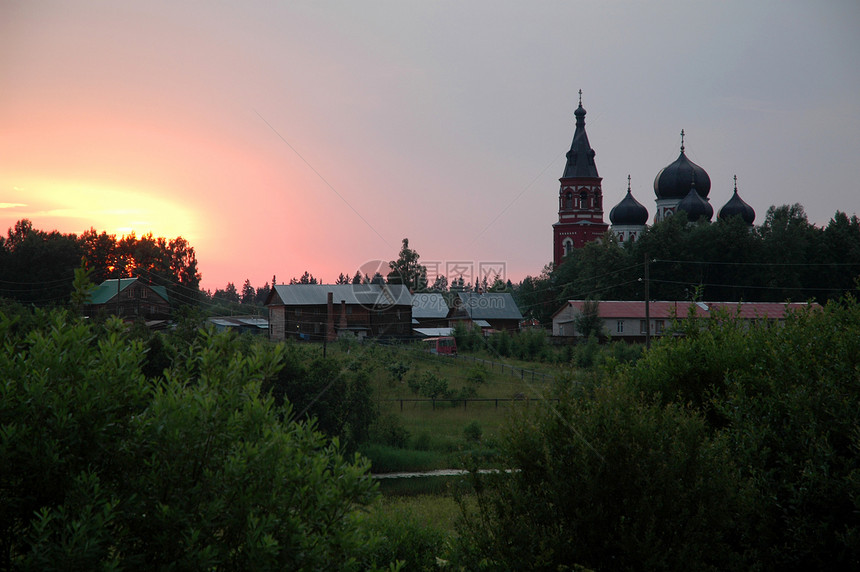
[334,341,568,562]
[337,341,562,478]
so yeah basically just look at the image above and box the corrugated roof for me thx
[208,316,268,329]
[412,292,449,318]
[413,327,454,337]
[268,283,412,307]
[455,292,523,320]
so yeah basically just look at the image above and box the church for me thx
[552,94,756,266]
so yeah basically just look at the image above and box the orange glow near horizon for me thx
[2,178,202,246]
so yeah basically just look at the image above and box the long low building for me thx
[265,283,413,341]
[552,300,819,341]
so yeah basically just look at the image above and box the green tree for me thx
[572,298,603,338]
[624,299,860,569]
[0,220,84,306]
[0,310,387,570]
[387,238,427,291]
[336,272,351,285]
[290,271,318,284]
[255,281,271,305]
[240,279,256,304]
[213,282,240,305]
[457,378,744,571]
[69,257,96,314]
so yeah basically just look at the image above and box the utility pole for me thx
[115,263,122,318]
[644,254,651,350]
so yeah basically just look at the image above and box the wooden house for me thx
[85,278,170,321]
[265,283,413,341]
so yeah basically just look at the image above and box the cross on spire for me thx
[627,174,631,192]
[680,129,685,153]
[734,174,738,192]
[578,89,582,106]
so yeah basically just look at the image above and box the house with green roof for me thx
[85,278,170,321]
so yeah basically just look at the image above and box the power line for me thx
[654,258,860,267]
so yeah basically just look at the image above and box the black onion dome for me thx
[677,181,713,221]
[718,176,755,225]
[654,131,711,200]
[610,178,649,225]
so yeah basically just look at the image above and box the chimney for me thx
[339,300,348,332]
[326,292,336,341]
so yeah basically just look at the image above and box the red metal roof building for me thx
[552,300,819,340]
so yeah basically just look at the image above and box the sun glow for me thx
[2,178,201,243]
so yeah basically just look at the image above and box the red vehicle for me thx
[423,336,457,355]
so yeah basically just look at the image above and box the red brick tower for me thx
[552,92,608,266]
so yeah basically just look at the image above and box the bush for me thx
[512,327,549,361]
[463,421,483,443]
[363,501,448,570]
[0,309,388,570]
[262,347,378,447]
[407,371,453,399]
[615,299,860,569]
[452,322,483,352]
[466,364,488,385]
[370,413,410,448]
[413,432,432,451]
[456,378,747,571]
[487,330,512,357]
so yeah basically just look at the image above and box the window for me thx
[563,238,574,256]
[565,192,573,209]
[295,308,302,316]
[656,320,665,334]
[640,320,648,334]
[141,289,148,299]
[616,320,624,333]
[580,190,588,207]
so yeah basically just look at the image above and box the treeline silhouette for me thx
[515,205,860,324]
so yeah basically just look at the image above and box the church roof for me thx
[654,130,711,200]
[677,181,714,221]
[610,176,649,225]
[561,92,599,179]
[718,176,756,225]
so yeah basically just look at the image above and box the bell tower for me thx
[552,91,608,266]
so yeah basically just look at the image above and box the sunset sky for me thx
[2,1,859,291]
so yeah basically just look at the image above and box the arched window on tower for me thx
[580,191,588,208]
[563,238,574,256]
[565,192,573,209]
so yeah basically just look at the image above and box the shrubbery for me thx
[0,309,389,570]
[456,298,860,570]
